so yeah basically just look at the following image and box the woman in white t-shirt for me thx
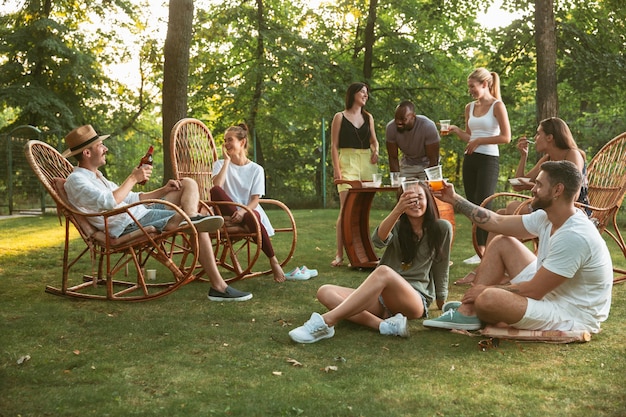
[449,68,511,264]
[211,124,285,282]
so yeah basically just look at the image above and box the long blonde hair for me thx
[469,68,501,100]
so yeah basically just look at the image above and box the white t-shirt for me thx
[522,209,613,329]
[212,159,274,236]
[468,100,501,157]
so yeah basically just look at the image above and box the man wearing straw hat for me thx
[62,125,252,302]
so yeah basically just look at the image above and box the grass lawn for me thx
[1,209,625,417]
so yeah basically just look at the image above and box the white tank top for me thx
[468,100,501,157]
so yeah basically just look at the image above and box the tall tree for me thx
[249,0,267,165]
[362,0,378,81]
[535,0,558,121]
[162,0,194,181]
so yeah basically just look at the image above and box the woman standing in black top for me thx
[330,82,379,267]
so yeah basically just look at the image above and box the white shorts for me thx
[510,261,599,333]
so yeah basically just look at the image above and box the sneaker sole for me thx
[181,217,224,233]
[207,293,253,302]
[423,319,481,331]
[285,274,311,281]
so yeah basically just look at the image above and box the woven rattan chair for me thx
[578,132,626,282]
[472,131,626,283]
[170,118,297,282]
[25,140,201,301]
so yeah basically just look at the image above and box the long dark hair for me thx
[539,117,586,159]
[397,182,446,264]
[345,82,370,111]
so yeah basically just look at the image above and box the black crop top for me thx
[339,113,371,149]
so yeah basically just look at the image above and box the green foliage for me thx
[1,0,625,207]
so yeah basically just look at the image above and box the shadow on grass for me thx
[1,212,625,416]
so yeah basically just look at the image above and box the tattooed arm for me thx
[438,182,534,240]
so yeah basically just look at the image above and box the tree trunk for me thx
[363,0,378,81]
[249,0,266,167]
[535,0,558,122]
[162,0,194,182]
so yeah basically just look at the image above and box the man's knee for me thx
[487,235,520,253]
[474,288,527,323]
[474,288,502,316]
[180,177,198,192]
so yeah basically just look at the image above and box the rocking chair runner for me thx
[25,140,202,301]
[170,118,297,282]
[472,131,626,283]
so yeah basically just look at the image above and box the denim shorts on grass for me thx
[379,291,429,319]
[122,203,175,236]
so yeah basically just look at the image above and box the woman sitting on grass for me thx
[289,182,452,343]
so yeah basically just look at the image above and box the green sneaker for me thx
[442,301,462,313]
[423,308,482,330]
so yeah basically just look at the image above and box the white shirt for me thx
[468,100,501,157]
[212,160,274,236]
[64,167,147,238]
[522,209,613,331]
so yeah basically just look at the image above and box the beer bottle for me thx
[137,146,153,185]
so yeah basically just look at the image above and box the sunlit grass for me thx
[1,210,625,416]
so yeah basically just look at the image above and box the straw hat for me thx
[62,125,110,157]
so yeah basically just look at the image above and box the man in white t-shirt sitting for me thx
[424,160,612,333]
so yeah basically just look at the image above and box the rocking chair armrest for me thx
[75,199,198,240]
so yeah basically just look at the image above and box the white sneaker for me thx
[284,267,311,281]
[379,313,409,337]
[462,254,481,265]
[300,266,318,278]
[289,312,335,343]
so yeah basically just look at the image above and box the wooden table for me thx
[339,182,455,269]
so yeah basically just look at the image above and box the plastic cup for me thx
[146,269,157,280]
[439,119,451,136]
[424,165,444,191]
[401,179,420,193]
[372,173,382,187]
[390,172,400,187]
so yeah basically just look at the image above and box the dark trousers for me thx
[209,186,275,258]
[462,153,500,246]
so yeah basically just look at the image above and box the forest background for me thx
[0,0,625,210]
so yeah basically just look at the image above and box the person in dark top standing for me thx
[330,82,379,267]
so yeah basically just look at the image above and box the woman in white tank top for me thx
[448,68,511,263]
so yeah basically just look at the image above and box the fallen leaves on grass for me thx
[17,355,30,365]
[275,318,292,327]
[286,358,303,367]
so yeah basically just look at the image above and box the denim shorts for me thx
[122,203,175,236]
[379,291,429,319]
